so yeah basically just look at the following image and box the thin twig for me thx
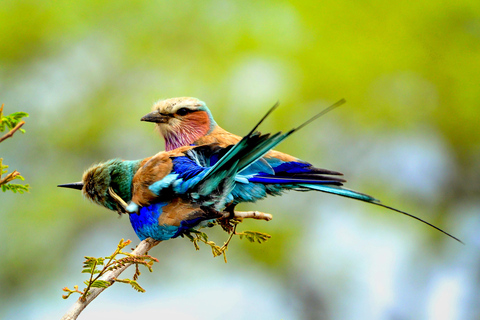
[0,121,25,143]
[0,170,20,187]
[61,238,161,320]
[219,224,238,263]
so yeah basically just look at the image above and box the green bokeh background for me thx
[1,1,479,319]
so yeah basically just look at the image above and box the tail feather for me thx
[300,184,463,244]
[248,176,344,186]
[197,131,289,196]
[197,99,347,194]
[300,184,378,202]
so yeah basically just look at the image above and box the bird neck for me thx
[109,160,143,203]
[162,110,217,151]
[83,159,143,211]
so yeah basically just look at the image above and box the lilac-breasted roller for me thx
[139,97,462,243]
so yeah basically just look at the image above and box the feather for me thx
[300,184,463,243]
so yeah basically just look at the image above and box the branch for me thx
[0,170,20,187]
[232,210,272,221]
[61,210,271,319]
[0,121,25,143]
[61,238,161,320]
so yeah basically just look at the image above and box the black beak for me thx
[141,111,169,123]
[58,182,84,190]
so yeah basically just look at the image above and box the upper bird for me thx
[140,97,464,243]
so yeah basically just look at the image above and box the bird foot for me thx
[231,211,273,221]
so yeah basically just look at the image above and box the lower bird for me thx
[58,116,296,241]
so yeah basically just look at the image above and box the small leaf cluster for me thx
[62,239,159,300]
[0,107,28,133]
[184,219,271,263]
[0,158,29,193]
[184,229,230,262]
[237,230,271,243]
[0,104,29,193]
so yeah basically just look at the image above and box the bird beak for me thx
[58,182,84,190]
[141,111,169,123]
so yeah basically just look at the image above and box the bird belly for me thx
[129,202,180,241]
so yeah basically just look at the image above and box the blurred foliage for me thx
[0,104,29,193]
[1,0,479,319]
[0,158,29,193]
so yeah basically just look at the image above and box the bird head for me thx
[141,97,217,151]
[58,159,143,214]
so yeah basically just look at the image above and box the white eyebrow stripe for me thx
[171,104,201,114]
[152,97,203,114]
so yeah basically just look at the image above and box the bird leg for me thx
[220,203,273,221]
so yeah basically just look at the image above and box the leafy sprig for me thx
[62,239,158,300]
[0,104,29,193]
[63,215,271,304]
[237,230,272,243]
[0,158,29,193]
[184,219,271,263]
[0,104,28,134]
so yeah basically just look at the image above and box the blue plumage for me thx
[172,156,206,180]
[129,202,179,241]
[268,161,312,173]
[129,202,213,241]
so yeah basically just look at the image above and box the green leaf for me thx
[62,292,73,299]
[115,278,146,292]
[130,281,145,292]
[81,268,101,274]
[9,112,29,119]
[1,183,30,193]
[90,280,111,288]
[82,257,97,268]
[238,231,271,243]
[0,111,28,131]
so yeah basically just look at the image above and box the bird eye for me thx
[176,108,190,116]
